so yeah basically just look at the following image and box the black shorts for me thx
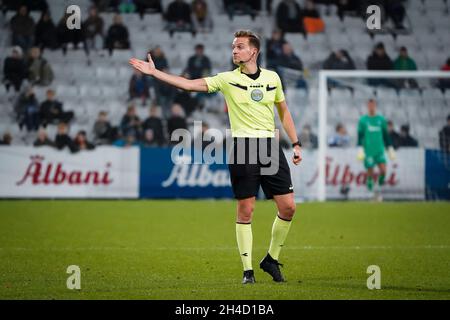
[228,138,294,200]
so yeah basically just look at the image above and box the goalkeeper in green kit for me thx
[357,99,396,201]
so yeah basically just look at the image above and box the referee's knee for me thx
[279,203,296,220]
[237,202,254,223]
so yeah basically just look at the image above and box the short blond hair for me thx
[234,30,260,52]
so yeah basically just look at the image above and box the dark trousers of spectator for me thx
[167,22,196,37]
[386,3,406,28]
[19,106,40,132]
[4,79,24,92]
[439,79,450,91]
[368,78,399,89]
[40,111,74,127]
[226,3,256,20]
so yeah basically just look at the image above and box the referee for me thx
[130,30,302,284]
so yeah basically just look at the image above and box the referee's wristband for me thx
[292,141,302,148]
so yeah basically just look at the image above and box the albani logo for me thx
[161,164,230,188]
[16,155,113,186]
[306,157,399,186]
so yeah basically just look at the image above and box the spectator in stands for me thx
[276,0,304,34]
[387,120,400,150]
[27,47,54,86]
[54,122,76,151]
[191,0,212,33]
[39,89,74,127]
[150,47,175,110]
[15,85,40,132]
[0,132,12,145]
[439,115,450,153]
[367,42,395,87]
[93,111,114,145]
[398,124,418,148]
[335,0,358,20]
[142,106,165,146]
[328,123,351,147]
[57,12,86,54]
[120,104,142,140]
[34,10,58,51]
[323,49,355,70]
[33,127,54,147]
[113,132,141,147]
[135,0,163,18]
[184,44,211,79]
[105,14,130,54]
[73,130,96,152]
[385,0,406,30]
[298,124,318,149]
[3,46,28,92]
[223,0,260,20]
[118,0,136,13]
[266,29,287,70]
[10,5,35,52]
[167,103,187,144]
[165,0,195,36]
[277,42,306,88]
[438,57,450,91]
[393,47,418,88]
[129,69,151,105]
[173,87,200,116]
[82,6,104,51]
[278,42,303,71]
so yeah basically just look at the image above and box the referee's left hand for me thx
[293,146,302,165]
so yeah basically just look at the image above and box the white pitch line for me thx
[0,245,449,251]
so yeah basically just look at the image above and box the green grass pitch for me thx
[0,200,449,300]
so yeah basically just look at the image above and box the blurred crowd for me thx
[1,0,450,153]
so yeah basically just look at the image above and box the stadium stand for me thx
[0,0,449,150]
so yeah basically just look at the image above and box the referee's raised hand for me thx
[129,53,156,76]
[293,145,302,165]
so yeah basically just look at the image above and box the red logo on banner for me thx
[307,157,398,187]
[16,155,113,186]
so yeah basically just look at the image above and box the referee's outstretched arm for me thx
[129,54,208,92]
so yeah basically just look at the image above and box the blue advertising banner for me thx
[425,150,450,200]
[139,147,233,198]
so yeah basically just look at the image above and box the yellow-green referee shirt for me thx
[204,67,285,138]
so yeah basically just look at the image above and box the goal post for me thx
[316,70,450,202]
